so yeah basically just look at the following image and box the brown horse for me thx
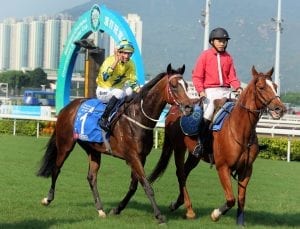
[148,66,286,225]
[36,64,193,224]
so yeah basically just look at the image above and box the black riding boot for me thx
[192,118,211,158]
[99,96,118,132]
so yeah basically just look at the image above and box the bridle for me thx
[140,73,184,122]
[239,77,280,114]
[165,74,183,106]
[125,73,186,129]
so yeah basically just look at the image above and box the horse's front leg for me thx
[109,172,138,215]
[87,152,106,218]
[140,176,166,224]
[211,166,235,222]
[133,157,165,224]
[236,165,253,226]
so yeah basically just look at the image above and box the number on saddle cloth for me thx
[180,104,203,136]
[73,98,106,142]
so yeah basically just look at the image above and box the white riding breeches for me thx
[96,85,133,103]
[202,87,232,121]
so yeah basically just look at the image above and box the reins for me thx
[139,73,184,124]
[124,73,186,130]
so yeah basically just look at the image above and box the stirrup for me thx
[192,143,203,158]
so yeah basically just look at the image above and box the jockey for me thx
[191,27,243,157]
[96,39,140,132]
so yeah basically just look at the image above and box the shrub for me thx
[258,136,300,161]
[0,119,54,137]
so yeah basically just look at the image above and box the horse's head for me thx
[251,66,286,119]
[165,63,193,107]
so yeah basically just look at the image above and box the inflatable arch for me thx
[56,4,145,113]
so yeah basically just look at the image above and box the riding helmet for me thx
[117,39,134,53]
[209,28,230,42]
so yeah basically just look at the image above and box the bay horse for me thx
[36,64,193,224]
[148,66,286,225]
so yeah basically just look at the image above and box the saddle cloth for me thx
[211,101,235,131]
[73,99,107,143]
[180,104,203,136]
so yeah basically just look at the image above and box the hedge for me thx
[0,119,55,136]
[154,128,300,162]
[0,120,299,162]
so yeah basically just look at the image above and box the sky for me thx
[0,0,89,20]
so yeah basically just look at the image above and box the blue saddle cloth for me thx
[73,99,107,143]
[211,101,235,131]
[180,104,203,136]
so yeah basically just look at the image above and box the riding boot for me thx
[192,118,211,158]
[99,96,118,132]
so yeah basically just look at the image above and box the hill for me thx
[62,0,300,92]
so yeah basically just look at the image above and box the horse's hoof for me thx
[211,209,221,222]
[185,211,196,220]
[41,198,50,206]
[109,208,120,215]
[169,202,178,212]
[156,214,166,225]
[98,209,106,218]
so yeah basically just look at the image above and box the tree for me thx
[281,92,300,106]
[28,68,49,88]
[0,68,49,96]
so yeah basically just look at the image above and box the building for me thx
[0,13,143,73]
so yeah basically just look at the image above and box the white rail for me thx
[1,113,299,162]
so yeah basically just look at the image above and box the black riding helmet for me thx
[209,27,230,43]
[209,27,230,51]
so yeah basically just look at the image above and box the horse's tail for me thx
[148,133,173,184]
[36,129,57,178]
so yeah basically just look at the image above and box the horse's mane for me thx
[133,71,167,102]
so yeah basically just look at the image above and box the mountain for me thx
[62,0,300,92]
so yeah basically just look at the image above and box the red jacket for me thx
[192,48,241,93]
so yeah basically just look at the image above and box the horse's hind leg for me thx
[41,166,60,206]
[40,136,76,206]
[170,138,201,219]
[87,151,106,218]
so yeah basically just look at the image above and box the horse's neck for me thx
[138,81,168,123]
[231,91,261,134]
[145,90,167,116]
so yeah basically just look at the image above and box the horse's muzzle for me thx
[268,105,287,120]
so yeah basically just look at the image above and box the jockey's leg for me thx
[99,96,118,132]
[192,118,211,157]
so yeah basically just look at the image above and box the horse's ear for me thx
[167,63,172,74]
[252,65,258,77]
[178,64,185,75]
[266,67,274,78]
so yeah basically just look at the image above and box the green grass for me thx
[0,135,299,228]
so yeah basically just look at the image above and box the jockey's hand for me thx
[199,91,206,103]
